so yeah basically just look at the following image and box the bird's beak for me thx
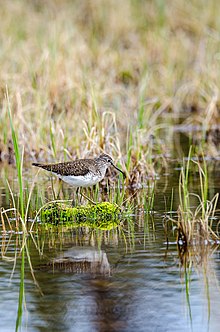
[112,163,126,178]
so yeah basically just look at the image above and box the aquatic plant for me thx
[40,201,120,229]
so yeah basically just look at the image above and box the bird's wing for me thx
[33,160,92,176]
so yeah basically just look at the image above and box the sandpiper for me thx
[32,154,125,202]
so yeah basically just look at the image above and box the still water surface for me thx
[1,161,220,332]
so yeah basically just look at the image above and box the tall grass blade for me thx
[6,88,25,220]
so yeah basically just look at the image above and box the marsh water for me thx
[1,155,220,331]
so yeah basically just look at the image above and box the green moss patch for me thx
[41,202,120,230]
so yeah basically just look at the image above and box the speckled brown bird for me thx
[32,154,125,191]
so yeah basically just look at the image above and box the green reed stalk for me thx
[198,159,208,216]
[179,147,192,221]
[6,89,28,332]
[190,155,209,220]
[6,89,25,220]
[115,179,125,206]
[145,182,155,212]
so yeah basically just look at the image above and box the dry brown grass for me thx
[0,0,220,165]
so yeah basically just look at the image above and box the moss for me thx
[41,202,120,230]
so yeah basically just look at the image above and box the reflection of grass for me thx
[177,243,219,331]
[15,249,25,332]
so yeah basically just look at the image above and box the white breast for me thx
[55,172,103,187]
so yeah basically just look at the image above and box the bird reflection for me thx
[39,246,111,275]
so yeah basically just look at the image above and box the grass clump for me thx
[171,150,219,246]
[41,202,120,230]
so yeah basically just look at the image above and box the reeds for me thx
[3,89,38,231]
[173,150,219,246]
[3,90,41,332]
[6,89,25,220]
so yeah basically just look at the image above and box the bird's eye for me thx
[108,159,111,163]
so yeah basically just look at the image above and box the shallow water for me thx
[1,161,220,332]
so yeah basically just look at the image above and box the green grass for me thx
[170,150,219,246]
[6,89,25,220]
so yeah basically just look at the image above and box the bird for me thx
[32,153,125,204]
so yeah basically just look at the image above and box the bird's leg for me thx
[80,192,96,205]
[72,187,79,207]
[71,196,76,207]
[57,179,63,200]
[89,186,96,202]
[79,188,97,205]
[57,179,61,197]
[76,187,81,204]
[50,176,57,201]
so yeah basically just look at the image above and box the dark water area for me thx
[1,156,220,332]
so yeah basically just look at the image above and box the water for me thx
[1,162,220,332]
